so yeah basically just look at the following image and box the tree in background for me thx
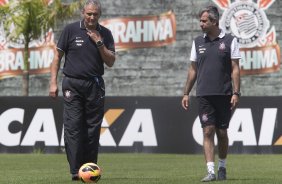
[0,0,83,96]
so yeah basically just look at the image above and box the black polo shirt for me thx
[57,20,115,78]
[192,33,235,96]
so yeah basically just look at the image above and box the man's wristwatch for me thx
[96,40,104,48]
[233,91,241,97]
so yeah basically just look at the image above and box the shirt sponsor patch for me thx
[75,37,84,46]
[199,47,206,54]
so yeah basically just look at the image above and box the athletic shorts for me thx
[197,96,232,129]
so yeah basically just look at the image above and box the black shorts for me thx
[197,96,232,129]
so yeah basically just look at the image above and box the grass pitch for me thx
[0,153,281,184]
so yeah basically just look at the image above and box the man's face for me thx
[83,4,100,27]
[200,12,215,33]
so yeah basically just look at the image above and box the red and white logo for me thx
[0,0,8,6]
[219,0,270,48]
[213,0,280,75]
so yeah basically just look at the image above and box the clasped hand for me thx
[87,30,101,43]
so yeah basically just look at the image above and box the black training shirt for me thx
[57,20,115,78]
[193,33,235,96]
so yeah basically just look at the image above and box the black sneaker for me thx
[71,174,80,181]
[218,167,226,180]
[201,172,216,182]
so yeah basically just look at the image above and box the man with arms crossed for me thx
[181,5,241,182]
[49,0,115,180]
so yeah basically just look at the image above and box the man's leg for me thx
[216,128,228,160]
[62,77,85,180]
[216,128,228,180]
[84,77,105,164]
[203,125,216,167]
[213,95,232,181]
[201,125,216,182]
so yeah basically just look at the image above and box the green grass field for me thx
[0,153,281,184]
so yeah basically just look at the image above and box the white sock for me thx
[207,162,215,174]
[218,158,226,169]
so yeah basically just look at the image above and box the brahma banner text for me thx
[100,11,176,51]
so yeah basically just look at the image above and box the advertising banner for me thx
[0,0,55,79]
[0,45,55,79]
[100,11,176,51]
[0,8,176,79]
[0,97,282,154]
[214,0,281,75]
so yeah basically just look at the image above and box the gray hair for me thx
[199,5,219,26]
[83,0,102,15]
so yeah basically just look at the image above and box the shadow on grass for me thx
[100,177,197,184]
[218,177,280,184]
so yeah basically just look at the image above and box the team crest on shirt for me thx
[64,90,72,99]
[219,42,226,50]
[202,113,208,122]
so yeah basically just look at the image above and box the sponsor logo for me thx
[199,47,206,54]
[0,98,281,152]
[0,46,54,78]
[100,11,176,51]
[0,108,158,147]
[75,37,84,47]
[0,108,62,146]
[100,109,157,146]
[0,0,55,79]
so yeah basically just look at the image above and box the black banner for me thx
[0,97,282,153]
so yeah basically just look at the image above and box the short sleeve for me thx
[190,40,197,62]
[231,37,241,59]
[104,30,115,53]
[56,26,69,53]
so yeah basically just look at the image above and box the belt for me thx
[64,74,103,86]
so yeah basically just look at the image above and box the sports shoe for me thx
[218,167,227,180]
[201,172,216,182]
[71,174,80,181]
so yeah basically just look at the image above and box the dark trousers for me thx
[62,76,105,174]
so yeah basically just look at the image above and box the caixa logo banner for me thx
[0,97,282,153]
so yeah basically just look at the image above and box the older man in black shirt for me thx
[49,0,115,180]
